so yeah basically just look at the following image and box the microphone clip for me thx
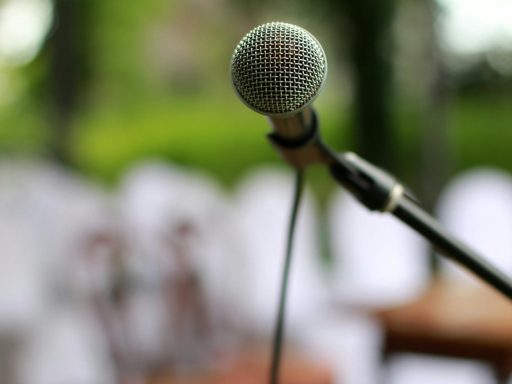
[267,111,332,170]
[267,111,407,212]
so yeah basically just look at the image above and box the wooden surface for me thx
[374,279,512,379]
[144,349,333,384]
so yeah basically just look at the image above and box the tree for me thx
[326,0,396,171]
[45,0,93,165]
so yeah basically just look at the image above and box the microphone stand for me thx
[267,112,512,301]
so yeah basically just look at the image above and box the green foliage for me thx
[450,95,512,172]
[72,94,347,186]
[73,97,273,184]
[0,100,48,153]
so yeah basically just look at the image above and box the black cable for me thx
[270,169,305,384]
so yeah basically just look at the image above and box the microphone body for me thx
[230,22,329,168]
[230,22,327,141]
[267,107,315,142]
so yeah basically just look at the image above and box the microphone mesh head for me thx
[231,22,327,116]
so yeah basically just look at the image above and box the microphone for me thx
[230,22,327,143]
[230,22,512,302]
[230,21,402,204]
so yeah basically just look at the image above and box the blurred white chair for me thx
[0,158,117,384]
[0,159,74,384]
[0,212,46,336]
[0,157,116,296]
[119,161,240,369]
[0,212,46,384]
[295,311,381,384]
[386,355,495,384]
[328,191,430,308]
[18,308,117,384]
[233,167,328,336]
[325,189,431,384]
[436,168,512,283]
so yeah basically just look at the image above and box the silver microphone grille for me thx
[231,22,327,116]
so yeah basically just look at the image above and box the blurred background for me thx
[1,0,512,383]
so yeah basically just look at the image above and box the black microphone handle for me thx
[267,111,512,301]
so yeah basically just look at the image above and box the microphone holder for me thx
[267,111,512,301]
